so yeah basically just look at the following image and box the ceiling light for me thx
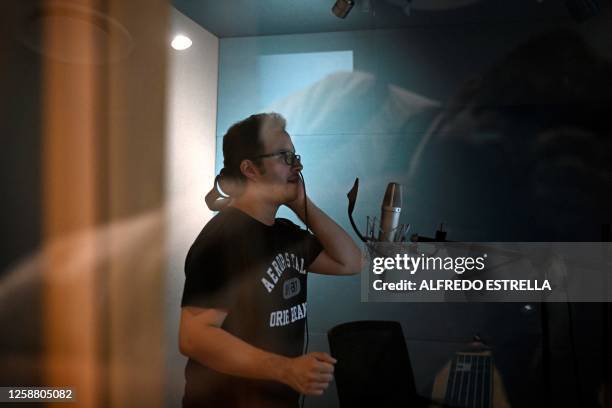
[171,35,192,51]
[332,0,355,19]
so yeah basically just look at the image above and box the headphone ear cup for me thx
[205,175,231,211]
[214,175,230,198]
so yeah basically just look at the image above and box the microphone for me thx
[378,182,403,242]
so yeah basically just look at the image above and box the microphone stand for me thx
[346,178,450,243]
[602,223,610,408]
[540,301,551,407]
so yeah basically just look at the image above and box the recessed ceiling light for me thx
[171,35,192,51]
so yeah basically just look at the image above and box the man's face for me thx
[253,128,303,204]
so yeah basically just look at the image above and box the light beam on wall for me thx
[257,51,353,111]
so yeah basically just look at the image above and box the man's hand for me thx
[282,179,363,276]
[285,177,306,215]
[181,308,337,395]
[282,352,336,396]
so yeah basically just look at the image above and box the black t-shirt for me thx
[181,207,323,408]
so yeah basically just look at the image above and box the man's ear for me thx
[239,159,260,181]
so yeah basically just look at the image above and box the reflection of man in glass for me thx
[179,113,362,407]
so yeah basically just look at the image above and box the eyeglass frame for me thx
[252,150,301,166]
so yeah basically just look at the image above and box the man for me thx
[179,113,362,407]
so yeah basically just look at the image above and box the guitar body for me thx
[432,348,510,408]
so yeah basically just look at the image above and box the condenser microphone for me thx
[378,182,403,242]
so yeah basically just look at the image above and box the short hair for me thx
[220,112,286,186]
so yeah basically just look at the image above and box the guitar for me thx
[432,341,510,408]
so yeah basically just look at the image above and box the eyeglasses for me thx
[253,150,301,166]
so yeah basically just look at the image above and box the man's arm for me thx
[287,191,363,276]
[179,306,336,395]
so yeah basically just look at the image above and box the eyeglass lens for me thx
[284,152,301,165]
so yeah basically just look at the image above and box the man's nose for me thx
[292,159,303,172]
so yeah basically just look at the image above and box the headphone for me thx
[204,174,232,211]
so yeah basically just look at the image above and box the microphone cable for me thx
[298,171,309,408]
[298,172,310,357]
[299,172,310,233]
